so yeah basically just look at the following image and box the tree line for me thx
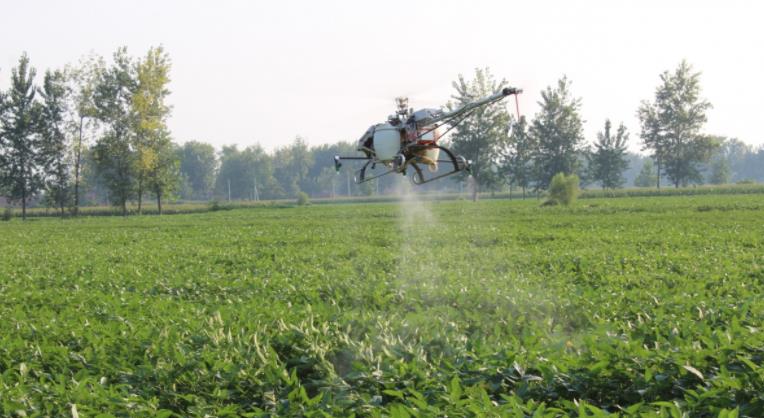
[2,50,764,218]
[458,64,764,199]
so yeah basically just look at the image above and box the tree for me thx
[530,76,585,189]
[449,68,511,200]
[133,46,176,214]
[708,155,731,185]
[588,119,629,190]
[147,134,179,214]
[68,54,104,215]
[178,141,217,200]
[501,116,536,198]
[92,47,137,216]
[273,137,314,196]
[38,69,71,215]
[715,137,755,182]
[216,145,277,200]
[638,61,717,188]
[637,102,664,188]
[0,53,44,220]
[634,159,658,187]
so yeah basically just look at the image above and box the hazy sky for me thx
[2,0,762,152]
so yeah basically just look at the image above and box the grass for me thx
[1,195,763,416]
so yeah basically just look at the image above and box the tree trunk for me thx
[74,116,84,216]
[156,190,162,215]
[21,186,27,221]
[656,157,661,190]
[122,199,127,217]
[137,179,143,215]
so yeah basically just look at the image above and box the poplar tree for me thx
[449,68,511,200]
[588,119,629,190]
[0,54,44,220]
[133,46,176,214]
[92,47,137,216]
[638,61,717,188]
[38,69,71,215]
[501,116,536,198]
[68,54,104,215]
[530,76,585,189]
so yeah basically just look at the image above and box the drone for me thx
[334,86,522,185]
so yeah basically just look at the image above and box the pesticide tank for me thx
[422,147,440,171]
[372,124,401,161]
[417,128,440,171]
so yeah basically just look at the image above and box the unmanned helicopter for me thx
[334,86,522,185]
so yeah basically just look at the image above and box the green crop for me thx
[1,194,762,416]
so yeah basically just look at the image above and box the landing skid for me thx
[409,146,471,185]
[333,145,471,185]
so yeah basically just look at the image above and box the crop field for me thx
[1,194,763,417]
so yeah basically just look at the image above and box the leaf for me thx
[383,389,405,399]
[449,376,462,403]
[682,364,704,381]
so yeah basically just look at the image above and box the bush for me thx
[2,207,11,221]
[208,199,222,211]
[546,173,580,206]
[296,192,310,206]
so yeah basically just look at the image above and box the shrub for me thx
[208,199,222,211]
[547,173,580,206]
[2,207,11,221]
[296,192,310,206]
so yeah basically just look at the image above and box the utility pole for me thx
[227,179,231,202]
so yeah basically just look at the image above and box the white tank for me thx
[373,124,401,161]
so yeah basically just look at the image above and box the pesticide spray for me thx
[393,177,443,295]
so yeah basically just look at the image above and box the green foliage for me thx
[38,69,71,215]
[296,191,310,206]
[1,195,763,415]
[638,60,718,188]
[709,155,732,185]
[215,144,278,200]
[501,116,535,196]
[92,47,138,215]
[531,76,585,189]
[634,159,658,187]
[67,53,105,215]
[178,141,217,200]
[0,53,45,219]
[449,68,511,196]
[588,119,629,189]
[133,46,177,214]
[547,172,580,206]
[274,137,314,196]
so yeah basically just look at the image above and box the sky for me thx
[1,0,762,153]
